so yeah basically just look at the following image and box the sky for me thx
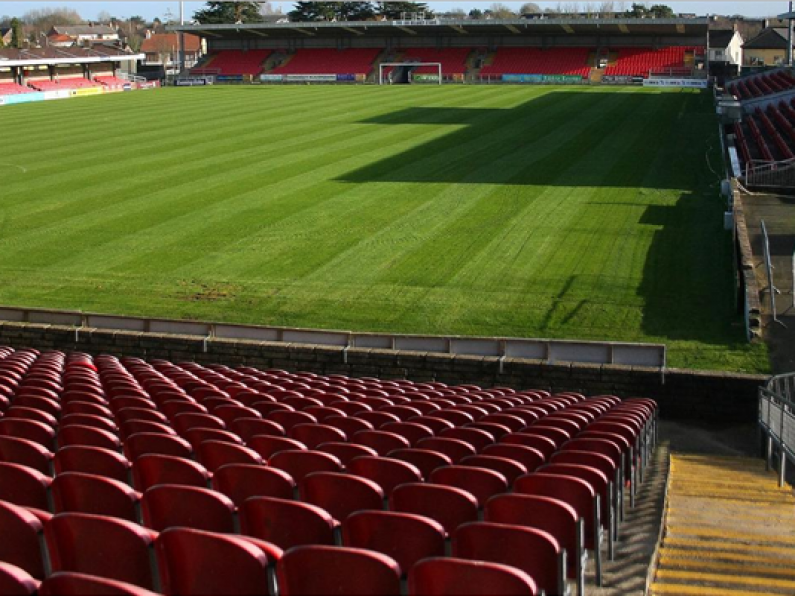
[0,1,789,21]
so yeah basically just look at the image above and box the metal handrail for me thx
[759,373,795,486]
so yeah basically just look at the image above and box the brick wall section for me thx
[0,321,767,423]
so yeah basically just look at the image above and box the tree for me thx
[487,3,517,18]
[649,4,674,17]
[194,2,264,24]
[376,2,433,19]
[469,8,483,19]
[520,3,541,14]
[10,17,23,48]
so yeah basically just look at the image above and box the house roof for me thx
[141,33,201,53]
[48,34,73,42]
[51,25,118,37]
[709,29,739,48]
[743,27,792,50]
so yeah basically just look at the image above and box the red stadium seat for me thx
[270,450,342,484]
[409,557,538,596]
[45,512,156,590]
[212,463,295,505]
[301,471,384,522]
[416,437,476,464]
[344,510,445,576]
[0,462,52,511]
[38,572,160,596]
[347,456,423,495]
[53,446,131,483]
[142,484,235,533]
[0,562,37,596]
[51,472,139,522]
[0,435,53,475]
[0,500,46,578]
[240,496,337,549]
[131,454,211,492]
[276,545,401,596]
[389,483,478,536]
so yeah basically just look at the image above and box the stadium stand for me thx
[94,75,130,88]
[192,49,271,76]
[480,47,591,78]
[0,346,657,594]
[400,48,472,76]
[604,46,693,78]
[0,82,33,95]
[270,48,381,76]
[27,78,102,91]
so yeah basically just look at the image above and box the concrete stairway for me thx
[650,454,795,595]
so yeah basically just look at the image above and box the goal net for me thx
[379,63,442,85]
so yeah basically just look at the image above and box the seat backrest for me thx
[38,571,160,596]
[481,443,545,474]
[513,472,597,548]
[0,500,46,578]
[453,521,562,596]
[343,510,445,576]
[181,428,242,452]
[540,463,610,521]
[440,428,495,453]
[560,438,622,467]
[132,454,211,492]
[0,562,37,596]
[51,472,139,522]
[389,482,477,536]
[500,433,556,460]
[408,416,454,435]
[123,433,193,461]
[277,545,401,596]
[461,455,527,486]
[266,410,318,432]
[240,496,337,549]
[0,418,55,449]
[352,430,411,456]
[230,418,285,442]
[171,412,226,435]
[550,450,616,479]
[347,456,423,495]
[386,448,452,479]
[301,471,384,522]
[57,425,121,451]
[0,435,52,475]
[486,493,579,578]
[289,424,347,449]
[120,420,176,441]
[247,435,307,460]
[60,413,117,433]
[429,465,508,508]
[408,557,538,596]
[380,422,433,446]
[521,425,571,447]
[196,441,263,472]
[415,437,476,464]
[212,463,295,506]
[53,446,131,483]
[315,442,378,467]
[45,512,156,590]
[269,450,343,484]
[156,527,271,595]
[142,484,235,533]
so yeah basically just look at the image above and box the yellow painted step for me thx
[651,582,787,595]
[659,554,795,578]
[656,569,795,590]
[665,536,795,556]
[661,546,795,566]
[669,526,795,544]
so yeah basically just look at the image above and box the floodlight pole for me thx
[179,1,185,75]
[790,1,794,67]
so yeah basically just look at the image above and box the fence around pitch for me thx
[0,305,665,369]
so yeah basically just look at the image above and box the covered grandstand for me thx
[0,46,148,105]
[173,17,708,85]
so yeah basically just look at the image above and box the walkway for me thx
[650,453,795,595]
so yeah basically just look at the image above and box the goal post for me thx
[379,63,442,85]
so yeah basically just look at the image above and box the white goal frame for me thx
[379,62,442,85]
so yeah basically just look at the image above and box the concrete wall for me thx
[0,320,766,423]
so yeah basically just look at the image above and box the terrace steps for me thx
[650,454,795,596]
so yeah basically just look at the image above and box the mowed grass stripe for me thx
[0,86,768,372]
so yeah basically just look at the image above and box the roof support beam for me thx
[341,26,364,35]
[197,30,222,37]
[676,24,685,33]
[618,24,630,33]
[504,24,521,34]
[449,25,467,34]
[247,29,269,37]
[561,24,575,34]
[396,26,416,35]
[292,28,315,36]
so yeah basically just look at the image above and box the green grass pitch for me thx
[0,85,768,372]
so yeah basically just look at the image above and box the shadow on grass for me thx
[339,90,710,189]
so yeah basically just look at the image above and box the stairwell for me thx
[261,51,288,74]
[368,48,395,83]
[650,454,795,595]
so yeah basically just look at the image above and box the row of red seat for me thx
[604,46,693,78]
[193,49,272,76]
[729,70,795,101]
[28,78,102,92]
[0,82,33,95]
[480,47,591,78]
[0,347,655,595]
[272,48,381,76]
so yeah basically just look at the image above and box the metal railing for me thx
[760,372,795,486]
[0,305,666,368]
